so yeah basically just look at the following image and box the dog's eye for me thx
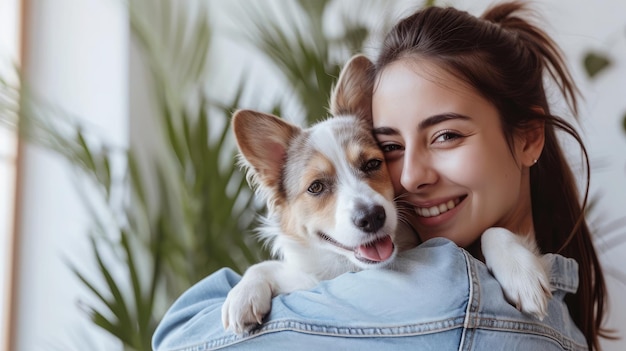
[361,159,382,173]
[307,181,324,195]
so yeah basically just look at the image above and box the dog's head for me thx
[232,55,408,269]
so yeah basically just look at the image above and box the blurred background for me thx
[0,0,625,350]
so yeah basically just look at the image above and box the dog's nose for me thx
[353,204,386,233]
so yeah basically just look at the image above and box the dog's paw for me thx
[496,254,551,320]
[221,277,273,334]
[482,228,552,320]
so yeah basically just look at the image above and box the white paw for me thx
[482,228,552,320]
[221,277,273,334]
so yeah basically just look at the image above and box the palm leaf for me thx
[233,0,399,125]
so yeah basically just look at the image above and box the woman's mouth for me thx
[414,197,463,218]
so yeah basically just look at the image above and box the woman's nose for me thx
[400,151,437,192]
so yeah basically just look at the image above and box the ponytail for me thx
[481,1,579,115]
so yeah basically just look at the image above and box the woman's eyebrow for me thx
[373,113,471,135]
[418,113,471,130]
[372,126,399,136]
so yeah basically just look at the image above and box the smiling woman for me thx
[367,2,609,349]
[372,59,541,248]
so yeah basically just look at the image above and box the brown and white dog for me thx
[222,55,551,334]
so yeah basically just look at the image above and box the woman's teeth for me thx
[415,198,460,218]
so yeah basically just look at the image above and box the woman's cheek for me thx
[440,149,479,182]
[387,160,405,195]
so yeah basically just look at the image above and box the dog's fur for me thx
[222,55,551,334]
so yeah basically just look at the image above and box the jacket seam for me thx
[459,249,478,351]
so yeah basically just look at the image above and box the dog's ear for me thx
[330,54,375,121]
[231,109,300,191]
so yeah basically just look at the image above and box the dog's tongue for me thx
[356,235,394,262]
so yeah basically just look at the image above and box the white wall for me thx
[12,0,128,350]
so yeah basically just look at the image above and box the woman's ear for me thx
[518,110,546,167]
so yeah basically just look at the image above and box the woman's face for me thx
[372,60,534,247]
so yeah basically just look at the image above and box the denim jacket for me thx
[152,238,587,351]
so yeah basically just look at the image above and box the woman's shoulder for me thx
[152,238,587,351]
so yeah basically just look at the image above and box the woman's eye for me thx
[307,181,324,195]
[433,131,463,143]
[361,159,382,173]
[380,143,403,153]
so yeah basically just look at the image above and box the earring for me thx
[533,159,538,164]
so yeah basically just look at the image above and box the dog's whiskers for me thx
[393,195,414,224]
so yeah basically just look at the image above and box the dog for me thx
[221,55,551,335]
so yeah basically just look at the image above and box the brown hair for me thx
[374,2,609,349]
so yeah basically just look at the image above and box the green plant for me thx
[235,0,367,124]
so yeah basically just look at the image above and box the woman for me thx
[369,2,609,349]
[152,2,609,350]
